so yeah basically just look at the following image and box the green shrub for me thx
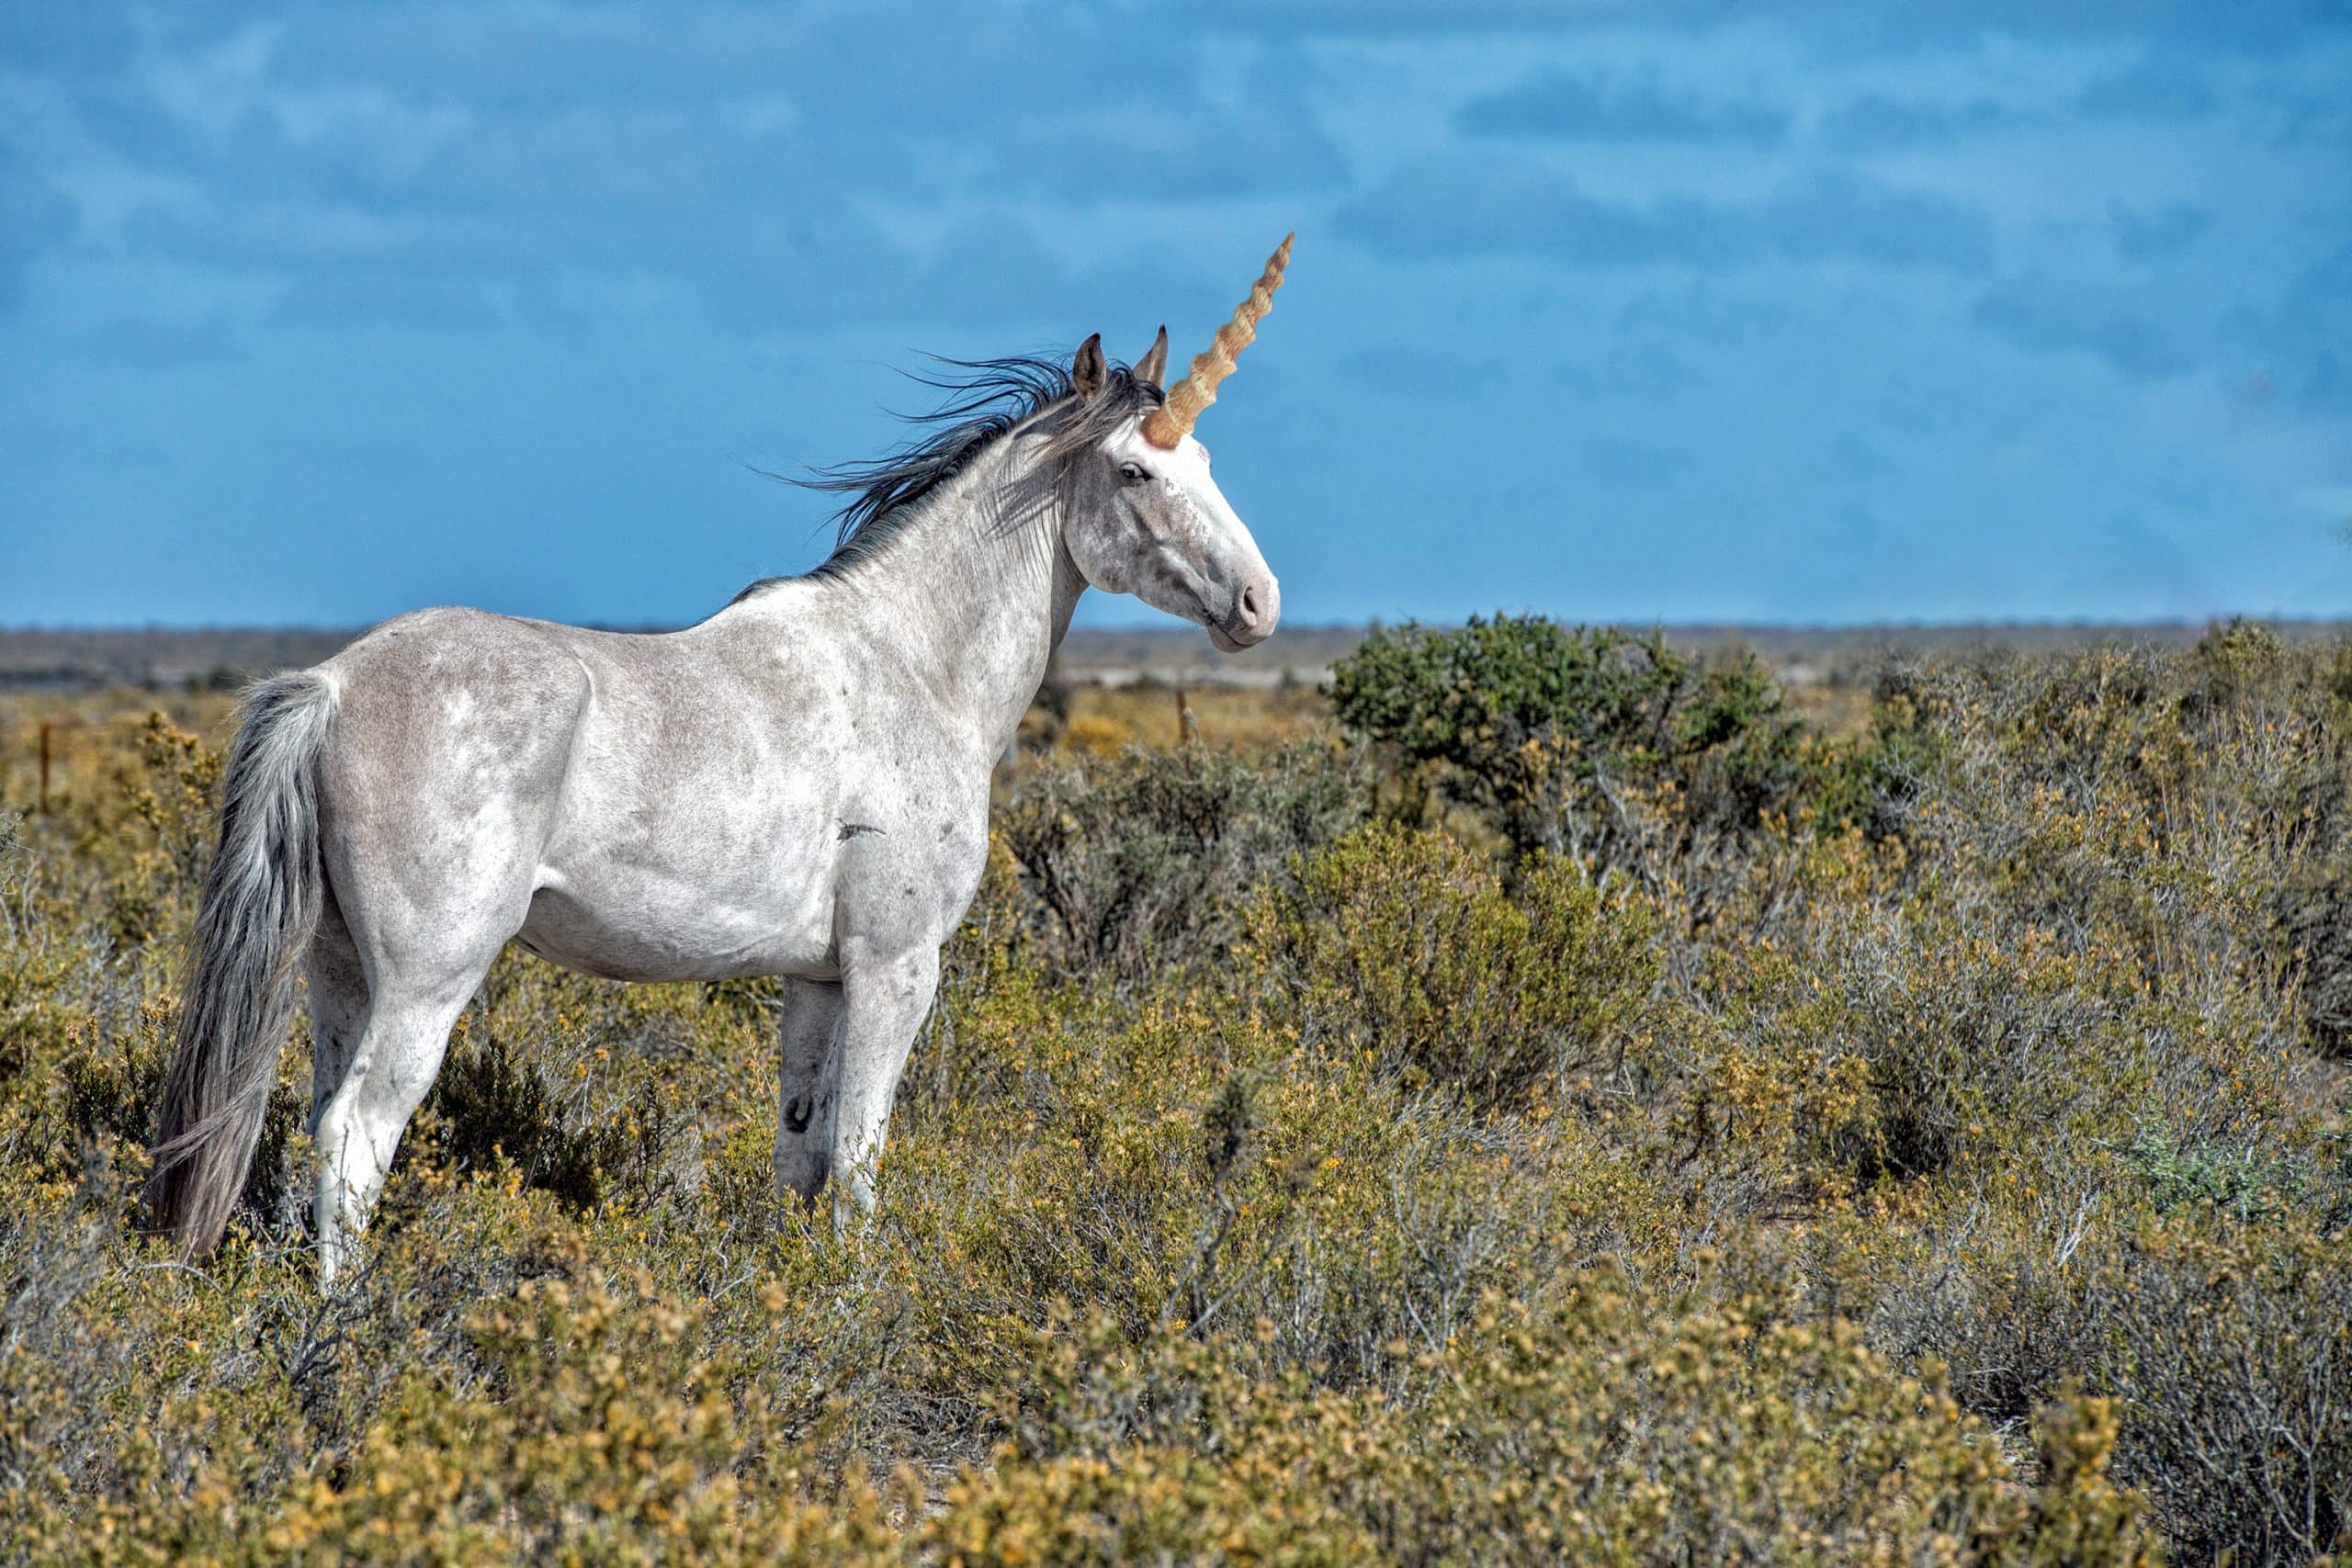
[952,1266,2159,1566]
[423,1014,669,1213]
[1240,822,1661,1111]
[2093,1214,2352,1562]
[993,739,1365,987]
[2274,855,2352,1059]
[1861,1196,2352,1562]
[1327,615,1816,857]
[2112,1119,2312,1223]
[1688,902,2143,1192]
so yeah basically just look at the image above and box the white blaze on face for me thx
[1100,421,1282,650]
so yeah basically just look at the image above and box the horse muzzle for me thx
[1209,574,1280,651]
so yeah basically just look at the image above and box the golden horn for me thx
[1141,231,1293,449]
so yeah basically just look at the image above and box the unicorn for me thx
[147,236,1295,1280]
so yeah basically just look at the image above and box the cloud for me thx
[1971,276,2196,378]
[1455,70,1788,144]
[1581,435,1688,484]
[2256,244,2352,408]
[2108,200,2211,261]
[1612,285,1791,345]
[682,209,1225,339]
[1766,175,1994,269]
[269,273,507,331]
[1206,0,2348,56]
[1341,345,1506,397]
[2261,82,2352,147]
[23,0,1345,337]
[1337,161,1745,266]
[0,141,76,313]
[1338,159,1992,274]
[82,312,240,367]
[2077,54,2218,118]
[263,2,1195,125]
[1554,344,1698,397]
[0,7,141,73]
[1818,94,2021,152]
[981,84,1351,205]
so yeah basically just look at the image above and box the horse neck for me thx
[809,435,1084,755]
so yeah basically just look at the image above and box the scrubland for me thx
[2,618,2347,1563]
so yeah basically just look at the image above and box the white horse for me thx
[148,237,1294,1280]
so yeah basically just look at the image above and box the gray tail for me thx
[145,671,336,1259]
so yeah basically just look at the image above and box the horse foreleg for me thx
[829,946,941,1229]
[773,976,844,1208]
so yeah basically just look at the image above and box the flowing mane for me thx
[744,353,1164,594]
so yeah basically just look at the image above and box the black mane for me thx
[742,353,1163,597]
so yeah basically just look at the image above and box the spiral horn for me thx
[1140,232,1293,450]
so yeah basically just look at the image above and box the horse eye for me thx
[1118,462,1149,483]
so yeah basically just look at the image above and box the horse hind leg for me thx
[311,944,501,1284]
[305,889,368,1139]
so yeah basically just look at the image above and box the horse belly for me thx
[515,868,833,983]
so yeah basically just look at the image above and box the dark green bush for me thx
[1327,615,1816,858]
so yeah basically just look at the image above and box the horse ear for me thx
[1134,324,1169,387]
[1072,333,1106,399]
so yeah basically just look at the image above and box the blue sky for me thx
[3,2,2349,629]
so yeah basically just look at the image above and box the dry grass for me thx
[2,626,2346,1562]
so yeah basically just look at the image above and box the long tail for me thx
[145,671,336,1259]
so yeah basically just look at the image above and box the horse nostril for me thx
[1240,583,1262,625]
